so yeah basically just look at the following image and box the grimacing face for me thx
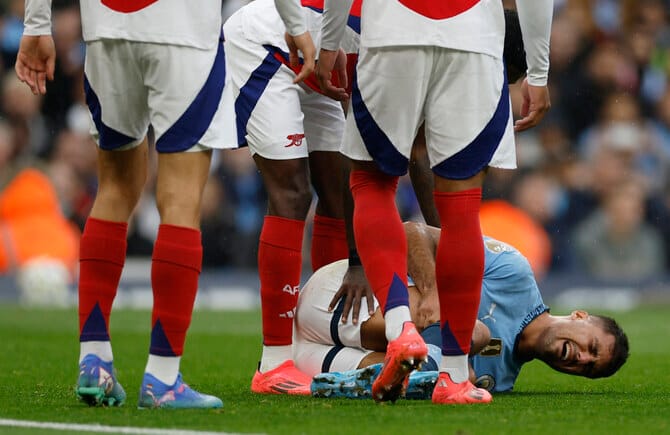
[539,310,616,378]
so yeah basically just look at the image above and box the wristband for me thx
[348,249,361,267]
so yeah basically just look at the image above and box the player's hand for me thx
[285,31,316,84]
[414,287,439,330]
[15,35,55,96]
[316,48,349,101]
[514,78,551,132]
[328,265,374,325]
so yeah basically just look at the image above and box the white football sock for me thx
[384,305,412,341]
[440,354,469,383]
[79,341,113,363]
[145,355,181,386]
[260,345,293,373]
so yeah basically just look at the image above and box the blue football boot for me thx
[404,370,438,400]
[311,363,382,399]
[137,373,223,409]
[76,354,126,407]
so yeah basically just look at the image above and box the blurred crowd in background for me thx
[0,0,669,288]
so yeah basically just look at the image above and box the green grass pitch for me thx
[0,305,668,435]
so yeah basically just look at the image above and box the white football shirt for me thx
[79,0,222,50]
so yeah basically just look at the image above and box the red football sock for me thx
[150,224,202,357]
[311,214,347,272]
[258,216,305,346]
[78,217,127,341]
[349,170,408,313]
[434,188,484,356]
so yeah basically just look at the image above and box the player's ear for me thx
[570,310,588,320]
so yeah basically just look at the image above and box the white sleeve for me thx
[515,0,553,86]
[23,0,53,36]
[275,0,307,36]
[320,0,354,51]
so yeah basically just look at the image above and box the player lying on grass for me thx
[293,222,629,397]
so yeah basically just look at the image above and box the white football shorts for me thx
[293,260,378,376]
[222,12,345,160]
[84,36,232,153]
[341,46,516,178]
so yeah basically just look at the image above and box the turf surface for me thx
[0,305,668,434]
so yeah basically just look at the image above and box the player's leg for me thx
[77,145,147,408]
[139,149,222,409]
[303,92,348,272]
[408,127,441,228]
[241,74,314,395]
[224,14,316,393]
[308,152,348,272]
[425,48,513,405]
[343,46,430,402]
[137,39,227,409]
[250,154,315,394]
[76,39,150,407]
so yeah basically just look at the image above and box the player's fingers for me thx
[18,63,38,93]
[293,61,314,84]
[37,71,47,95]
[340,291,353,324]
[336,67,348,95]
[28,70,40,95]
[514,111,539,132]
[328,287,345,312]
[46,54,55,81]
[322,81,348,101]
[365,288,375,315]
[351,289,362,325]
[15,62,29,85]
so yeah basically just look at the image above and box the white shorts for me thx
[341,46,516,178]
[84,37,232,153]
[222,11,345,160]
[293,260,378,376]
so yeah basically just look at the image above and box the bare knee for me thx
[267,183,312,219]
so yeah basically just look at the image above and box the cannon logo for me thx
[285,134,305,148]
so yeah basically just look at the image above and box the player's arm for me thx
[315,0,354,101]
[274,0,316,84]
[513,0,553,132]
[16,0,55,95]
[404,222,441,330]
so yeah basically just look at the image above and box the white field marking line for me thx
[0,418,263,435]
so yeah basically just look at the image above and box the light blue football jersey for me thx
[470,237,549,393]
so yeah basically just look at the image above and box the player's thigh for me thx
[141,39,227,153]
[243,76,307,160]
[302,94,346,217]
[83,40,149,151]
[225,29,308,159]
[424,50,515,180]
[301,92,345,154]
[341,46,428,176]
